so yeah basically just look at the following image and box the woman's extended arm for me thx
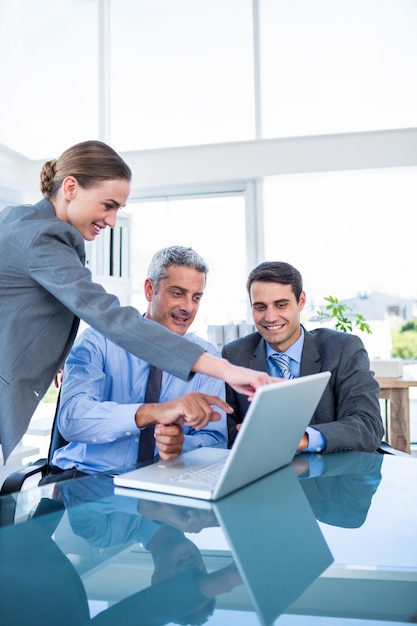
[191,352,276,400]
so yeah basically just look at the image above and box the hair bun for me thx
[39,159,57,194]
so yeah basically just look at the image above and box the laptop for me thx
[114,464,333,625]
[113,371,331,501]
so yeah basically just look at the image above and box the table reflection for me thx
[292,450,383,528]
[0,464,333,626]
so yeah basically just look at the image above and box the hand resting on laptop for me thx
[136,392,231,461]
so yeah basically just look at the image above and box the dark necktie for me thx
[137,366,162,463]
[269,353,294,380]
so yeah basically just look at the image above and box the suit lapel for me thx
[246,329,322,376]
[249,336,268,372]
[300,327,322,376]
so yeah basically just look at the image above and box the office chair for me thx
[0,394,68,497]
[0,394,69,527]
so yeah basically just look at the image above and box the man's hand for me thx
[154,424,184,461]
[54,368,64,388]
[135,392,231,430]
[137,499,218,532]
[195,562,242,598]
[296,432,309,451]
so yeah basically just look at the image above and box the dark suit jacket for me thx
[0,199,204,461]
[222,327,384,453]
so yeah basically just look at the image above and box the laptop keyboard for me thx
[169,458,227,485]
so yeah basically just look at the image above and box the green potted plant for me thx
[316,295,372,334]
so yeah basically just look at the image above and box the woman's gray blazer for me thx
[0,199,203,461]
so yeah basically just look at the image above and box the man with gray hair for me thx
[50,246,228,478]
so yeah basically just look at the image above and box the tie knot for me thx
[270,353,294,379]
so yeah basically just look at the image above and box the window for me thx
[263,167,417,316]
[110,0,254,150]
[0,0,98,159]
[123,193,248,336]
[85,212,132,306]
[260,0,417,138]
[387,306,401,317]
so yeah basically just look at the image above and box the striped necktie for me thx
[137,366,162,463]
[270,353,294,380]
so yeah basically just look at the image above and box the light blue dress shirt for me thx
[53,327,227,473]
[265,328,326,453]
[58,475,163,549]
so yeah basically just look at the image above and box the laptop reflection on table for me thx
[116,463,333,626]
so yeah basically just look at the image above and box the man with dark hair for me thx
[222,261,384,452]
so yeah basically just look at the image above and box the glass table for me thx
[0,450,416,625]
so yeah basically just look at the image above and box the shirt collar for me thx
[265,326,305,364]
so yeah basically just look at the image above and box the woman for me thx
[0,140,272,461]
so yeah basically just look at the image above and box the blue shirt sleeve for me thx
[53,328,227,473]
[305,426,327,453]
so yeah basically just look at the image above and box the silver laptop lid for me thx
[212,371,331,498]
